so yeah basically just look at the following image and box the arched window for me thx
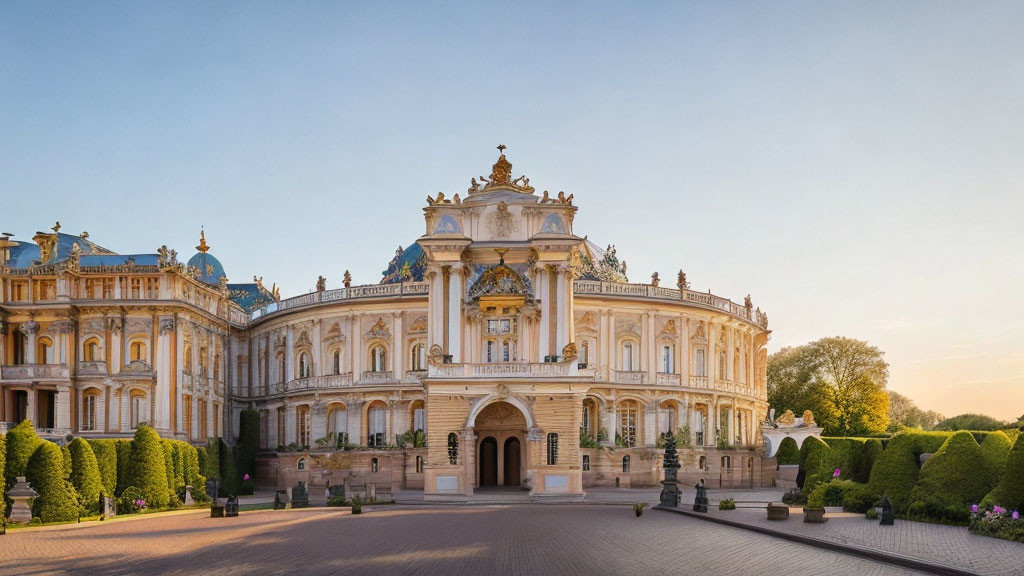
[622,455,631,473]
[661,345,673,373]
[415,455,423,473]
[622,342,634,371]
[699,455,706,470]
[659,401,676,436]
[82,390,100,431]
[297,405,311,448]
[332,349,341,374]
[83,338,100,362]
[298,458,306,470]
[617,400,639,448]
[581,398,596,438]
[130,390,147,429]
[129,340,147,362]
[695,348,706,377]
[719,351,727,379]
[367,402,386,447]
[411,343,425,371]
[410,400,426,433]
[547,433,559,465]
[183,395,193,439]
[721,455,731,468]
[37,336,53,364]
[329,404,349,447]
[447,432,459,464]
[297,352,311,378]
[370,345,387,372]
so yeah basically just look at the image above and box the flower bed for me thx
[969,505,1024,543]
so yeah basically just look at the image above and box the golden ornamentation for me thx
[651,272,660,287]
[802,410,815,426]
[196,229,210,254]
[486,201,519,238]
[471,145,536,194]
[776,410,796,426]
[561,341,578,362]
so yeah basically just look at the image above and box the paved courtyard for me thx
[0,505,925,576]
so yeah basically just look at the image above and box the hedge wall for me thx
[0,433,5,488]
[5,420,43,488]
[983,433,1024,511]
[87,439,119,496]
[181,442,205,489]
[26,441,80,523]
[68,438,103,512]
[197,446,209,480]
[775,437,799,465]
[204,439,221,480]
[978,431,1013,484]
[126,426,170,508]
[908,431,994,522]
[218,438,239,496]
[868,430,951,512]
[799,436,834,494]
[115,439,132,495]
[237,409,260,478]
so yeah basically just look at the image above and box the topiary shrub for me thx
[205,439,221,480]
[115,440,132,495]
[26,441,80,523]
[908,431,992,522]
[237,409,261,480]
[197,445,209,479]
[978,431,1012,485]
[218,438,239,496]
[775,437,799,465]
[852,439,883,483]
[87,439,118,497]
[868,430,950,513]
[180,443,205,490]
[5,420,43,489]
[799,437,833,494]
[0,433,6,488]
[67,438,103,513]
[125,426,170,509]
[982,433,1024,511]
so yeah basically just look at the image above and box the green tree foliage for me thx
[125,426,170,509]
[983,433,1024,510]
[5,420,43,488]
[888,391,944,432]
[180,442,205,489]
[798,436,833,494]
[933,413,1008,432]
[909,431,997,521]
[868,430,950,512]
[768,337,890,436]
[67,438,103,512]
[205,439,221,480]
[61,444,73,480]
[87,439,118,496]
[26,441,80,522]
[237,409,261,478]
[115,439,132,495]
[197,445,209,479]
[218,438,239,496]
[775,437,800,465]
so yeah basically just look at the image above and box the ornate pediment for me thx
[324,322,346,344]
[296,331,312,349]
[659,319,678,341]
[408,316,428,334]
[468,145,535,195]
[467,252,531,301]
[363,317,392,342]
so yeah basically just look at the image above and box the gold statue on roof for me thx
[471,145,535,194]
[196,229,210,253]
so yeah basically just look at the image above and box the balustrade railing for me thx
[428,362,573,378]
[77,361,107,376]
[360,370,396,384]
[572,280,764,327]
[612,370,647,384]
[248,281,430,323]
[655,372,681,386]
[1,364,70,380]
[688,375,710,389]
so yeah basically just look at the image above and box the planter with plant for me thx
[633,502,647,517]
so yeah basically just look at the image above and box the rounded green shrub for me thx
[197,445,209,478]
[125,426,170,509]
[868,430,950,512]
[26,441,80,522]
[238,409,260,478]
[0,433,6,487]
[87,439,118,496]
[181,443,205,489]
[799,437,833,494]
[205,439,221,480]
[115,439,132,495]
[982,433,1024,511]
[909,431,993,520]
[776,437,799,465]
[68,438,103,512]
[5,420,43,488]
[218,438,239,496]
[852,439,883,483]
[978,431,1012,484]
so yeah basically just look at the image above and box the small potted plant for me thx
[633,502,647,517]
[718,498,736,511]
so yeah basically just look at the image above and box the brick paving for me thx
[0,505,924,576]
[662,505,1024,576]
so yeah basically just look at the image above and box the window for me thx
[371,458,379,473]
[130,391,146,429]
[719,351,727,379]
[547,433,559,465]
[581,402,592,437]
[83,338,100,362]
[699,456,706,470]
[277,407,286,447]
[484,314,517,362]
[447,432,459,464]
[83,392,99,431]
[370,345,387,372]
[695,348,706,377]
[618,401,639,448]
[37,337,53,364]
[85,278,101,299]
[297,406,310,447]
[502,340,510,362]
[368,405,386,447]
[13,332,26,364]
[579,342,589,367]
[298,458,306,470]
[102,278,114,299]
[146,277,159,299]
[415,455,423,473]
[11,281,27,301]
[332,350,341,374]
[130,340,146,362]
[695,406,707,446]
[659,404,676,436]
[411,344,425,371]
[413,407,426,433]
[662,345,673,373]
[130,277,143,299]
[199,400,208,441]
[486,341,494,363]
[622,455,631,473]
[582,455,591,471]
[213,402,220,438]
[298,352,311,378]
[330,406,349,447]
[721,455,731,468]
[184,346,193,373]
[622,342,633,371]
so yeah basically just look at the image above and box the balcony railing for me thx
[404,370,427,382]
[1,364,70,380]
[688,375,710,389]
[77,361,107,376]
[572,280,766,328]
[655,372,681,386]
[360,370,396,384]
[612,370,647,384]
[248,281,430,323]
[428,362,573,378]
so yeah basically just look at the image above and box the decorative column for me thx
[347,400,363,447]
[285,326,294,383]
[54,385,71,432]
[284,404,297,446]
[19,321,39,364]
[536,267,549,359]
[447,263,463,362]
[605,310,615,381]
[393,313,404,378]
[602,402,617,447]
[462,427,477,492]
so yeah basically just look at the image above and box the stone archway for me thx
[473,401,527,489]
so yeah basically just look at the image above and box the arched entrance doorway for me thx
[479,437,498,486]
[473,401,527,489]
[504,437,521,486]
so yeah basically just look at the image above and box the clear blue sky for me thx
[2,2,1022,420]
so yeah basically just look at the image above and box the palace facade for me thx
[0,148,771,499]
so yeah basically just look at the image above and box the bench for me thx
[767,503,790,520]
[731,500,772,509]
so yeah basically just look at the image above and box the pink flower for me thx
[970,504,980,514]
[993,506,1006,515]
[1013,511,1020,520]
[833,468,841,478]
[243,474,250,481]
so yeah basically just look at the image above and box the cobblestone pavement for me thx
[671,506,1024,576]
[0,505,924,576]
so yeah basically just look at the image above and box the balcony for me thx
[655,373,681,386]
[77,361,108,376]
[404,370,427,383]
[274,373,354,395]
[688,376,710,389]
[612,370,647,384]
[360,371,396,384]
[428,362,573,379]
[1,364,70,381]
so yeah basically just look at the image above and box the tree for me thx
[125,426,170,509]
[933,413,1007,432]
[768,337,890,436]
[68,438,103,513]
[5,420,43,489]
[26,441,80,522]
[888,391,944,431]
[237,410,261,478]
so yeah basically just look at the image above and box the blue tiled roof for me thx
[187,252,227,284]
[380,243,426,284]
[80,254,160,267]
[227,282,275,311]
[5,232,115,269]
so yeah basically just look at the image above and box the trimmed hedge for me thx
[205,439,221,480]
[125,426,170,508]
[5,420,43,488]
[115,439,132,495]
[908,431,993,523]
[181,442,205,489]
[197,446,209,479]
[868,430,950,512]
[237,409,260,478]
[26,441,80,522]
[799,436,834,494]
[775,437,799,465]
[983,433,1024,510]
[87,439,119,496]
[218,438,239,496]
[0,433,5,488]
[68,438,103,512]
[822,437,886,483]
[978,431,1012,484]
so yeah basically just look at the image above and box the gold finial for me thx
[494,248,509,265]
[196,228,210,253]
[497,144,506,155]
[52,221,61,234]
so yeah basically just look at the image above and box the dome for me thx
[187,230,227,284]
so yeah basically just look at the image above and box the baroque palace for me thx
[0,148,770,499]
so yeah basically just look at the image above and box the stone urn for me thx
[7,477,38,523]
